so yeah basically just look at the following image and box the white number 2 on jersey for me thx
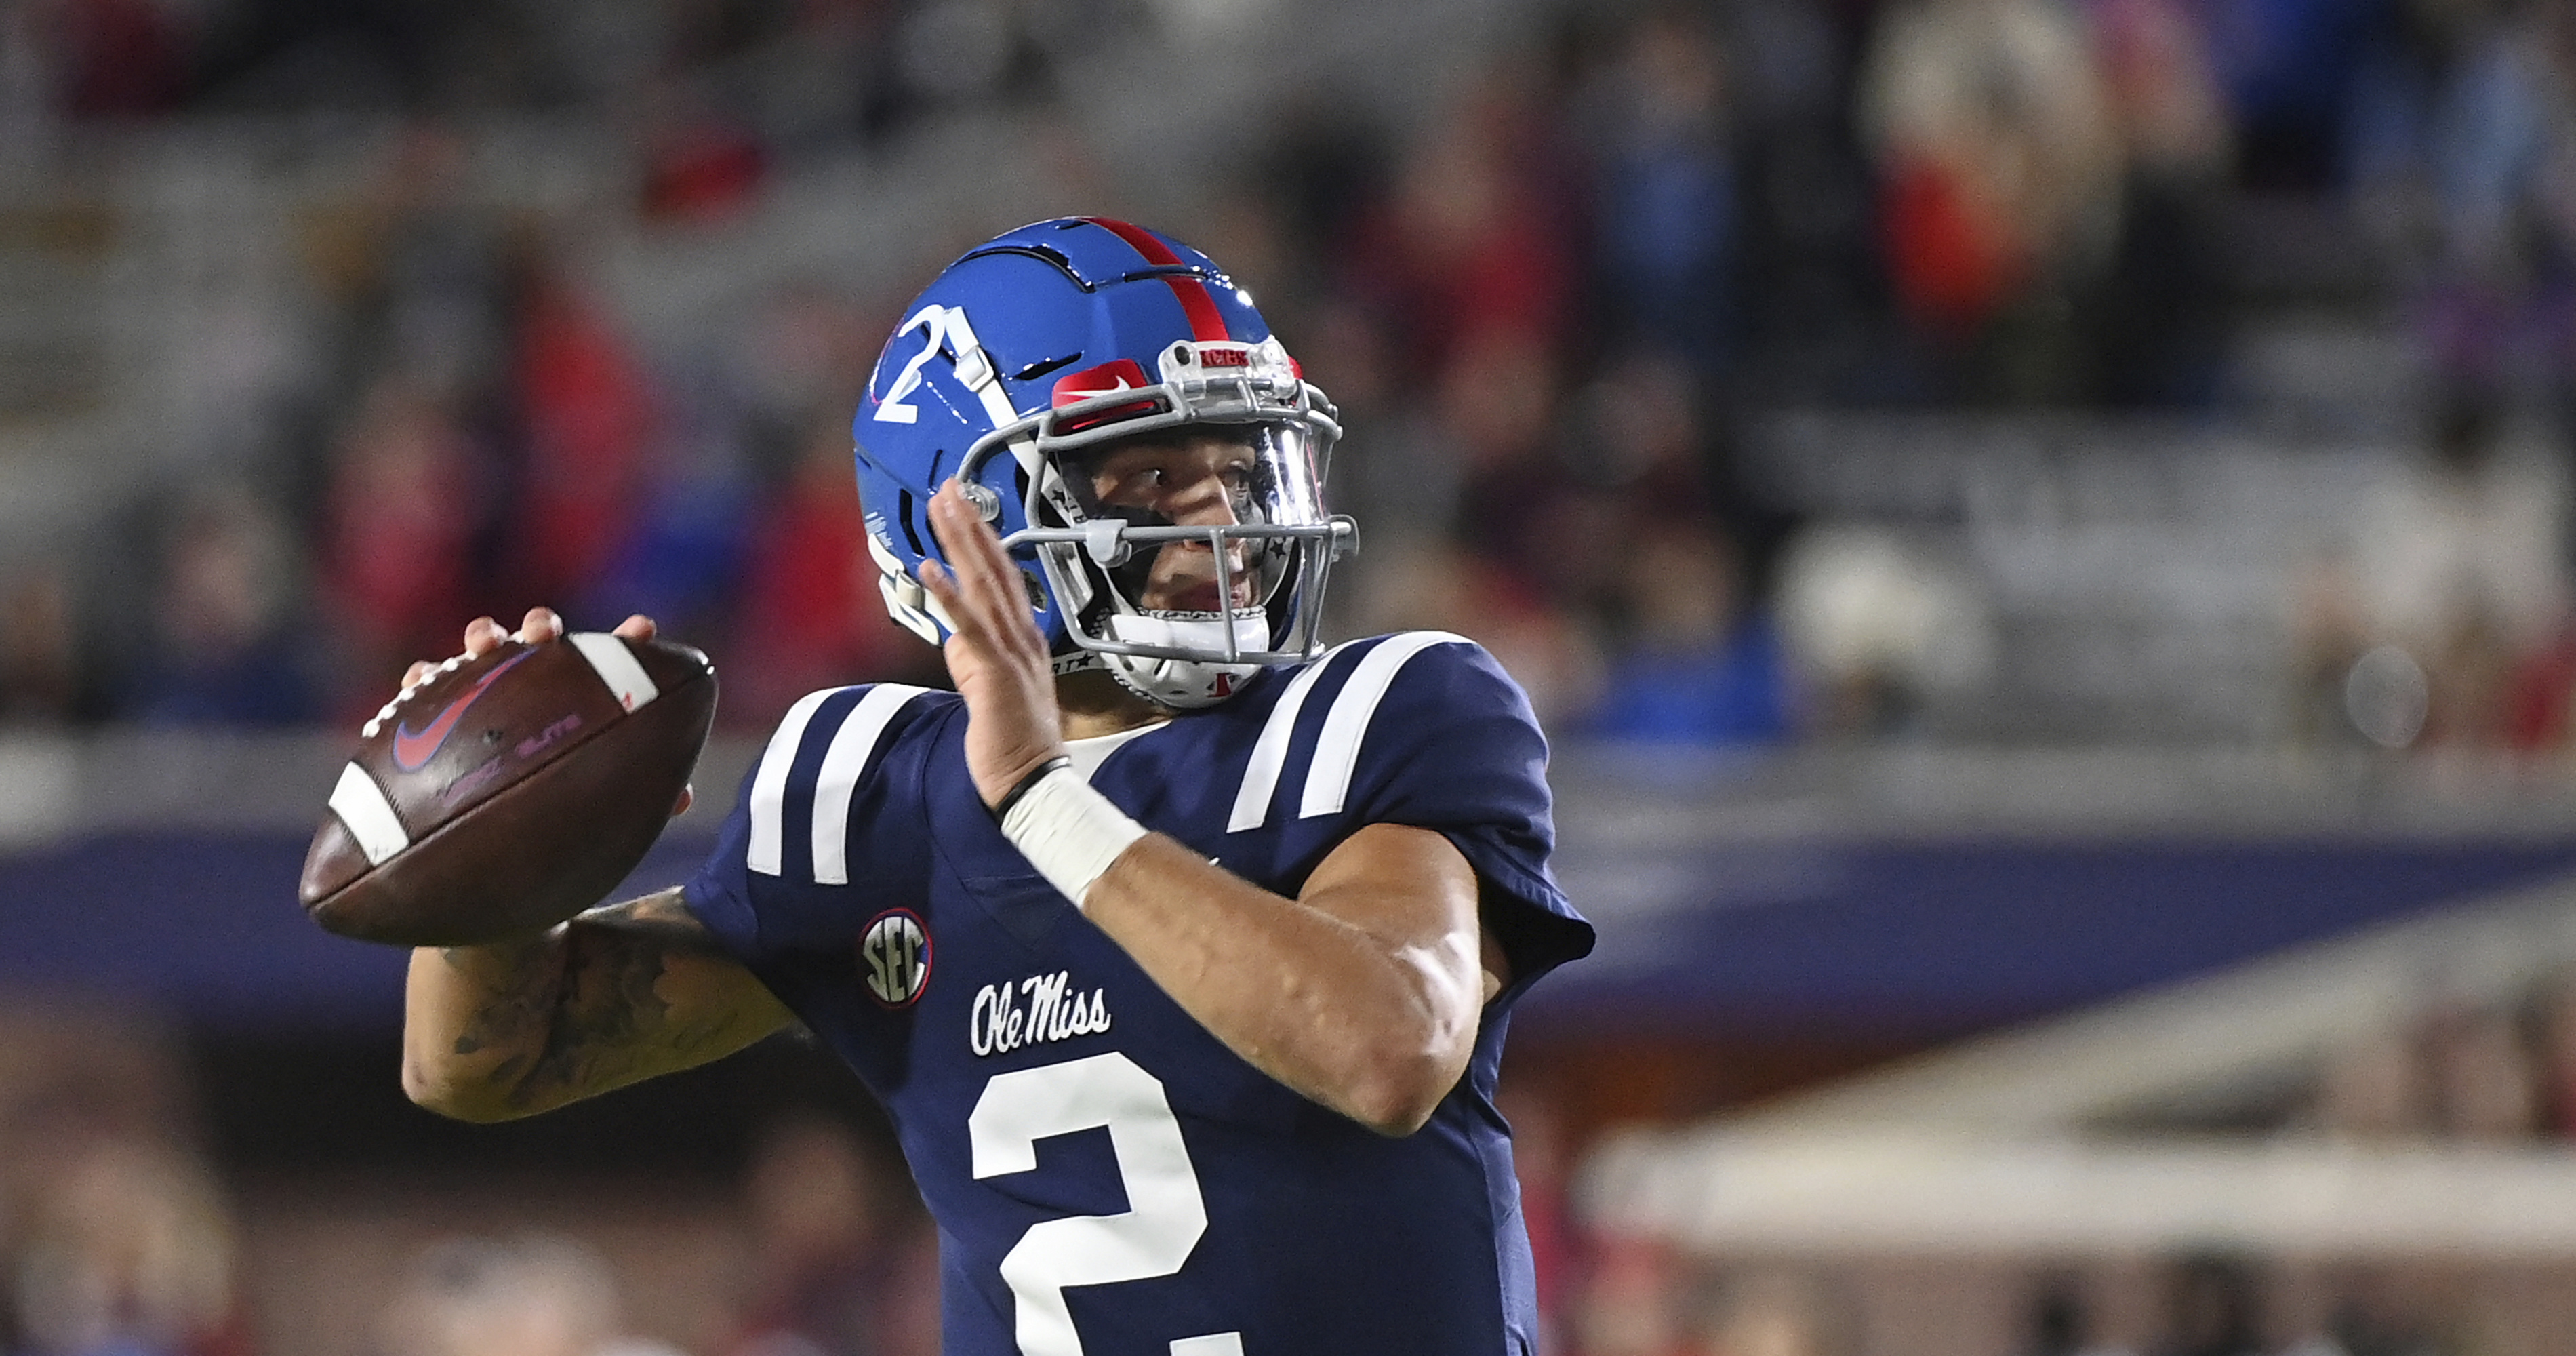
[968,1053,1243,1356]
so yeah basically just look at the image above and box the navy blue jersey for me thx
[686,631,1594,1356]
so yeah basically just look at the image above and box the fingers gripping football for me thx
[404,610,658,692]
[393,609,689,818]
[919,481,1067,808]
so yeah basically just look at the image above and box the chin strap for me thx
[1104,610,1270,661]
[1048,621,1261,709]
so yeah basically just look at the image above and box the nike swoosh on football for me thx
[393,648,538,772]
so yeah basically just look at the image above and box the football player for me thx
[402,218,1594,1355]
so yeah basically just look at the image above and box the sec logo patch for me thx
[858,909,932,1008]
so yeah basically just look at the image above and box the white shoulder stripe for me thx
[567,632,660,711]
[811,684,933,885]
[1227,642,1358,833]
[1298,631,1469,821]
[747,688,843,877]
[329,763,409,866]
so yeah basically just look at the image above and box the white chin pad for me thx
[1104,612,1266,707]
[1106,610,1268,654]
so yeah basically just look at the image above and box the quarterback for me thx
[403,218,1594,1355]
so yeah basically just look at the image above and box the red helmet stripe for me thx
[1082,216,1230,342]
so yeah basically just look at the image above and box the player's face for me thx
[1080,431,1263,614]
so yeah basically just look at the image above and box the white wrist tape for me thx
[999,765,1148,912]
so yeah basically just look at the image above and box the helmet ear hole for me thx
[894,489,930,557]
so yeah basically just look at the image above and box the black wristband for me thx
[989,755,1072,822]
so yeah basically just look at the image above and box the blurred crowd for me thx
[0,0,2569,747]
[0,1004,944,1356]
[1503,1075,2566,1356]
[1532,964,2576,1356]
[1561,1245,2518,1356]
[0,1006,250,1356]
[356,1113,943,1356]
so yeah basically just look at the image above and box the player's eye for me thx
[1094,464,1163,504]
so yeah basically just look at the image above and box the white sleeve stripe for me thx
[328,763,409,866]
[1298,632,1469,821]
[811,684,933,885]
[1226,642,1354,833]
[747,688,844,877]
[567,633,660,711]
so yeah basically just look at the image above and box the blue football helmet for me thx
[853,217,1352,707]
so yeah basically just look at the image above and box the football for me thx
[298,632,718,946]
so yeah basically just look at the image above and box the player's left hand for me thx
[921,480,1067,808]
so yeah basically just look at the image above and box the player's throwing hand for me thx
[401,607,658,691]
[395,607,686,817]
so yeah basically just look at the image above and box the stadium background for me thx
[5,0,2576,1351]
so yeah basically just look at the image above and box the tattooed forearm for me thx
[441,932,556,1060]
[404,888,792,1121]
[511,903,688,1107]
